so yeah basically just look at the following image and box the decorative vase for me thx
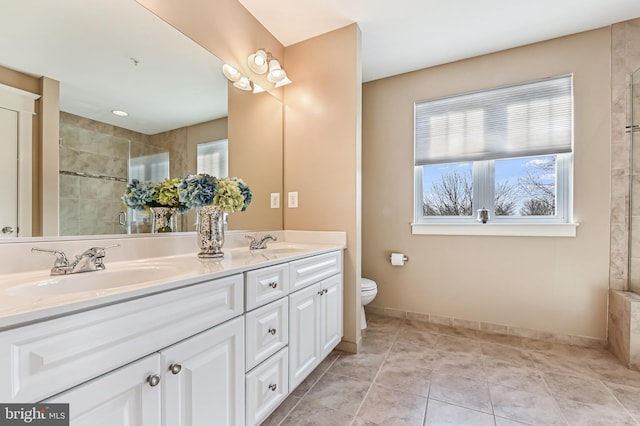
[196,205,225,258]
[149,207,178,233]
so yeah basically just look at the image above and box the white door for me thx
[45,354,162,426]
[0,107,18,238]
[161,317,245,426]
[288,283,321,390]
[320,274,343,358]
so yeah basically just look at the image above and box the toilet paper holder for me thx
[389,254,409,262]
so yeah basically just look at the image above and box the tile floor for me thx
[262,313,640,425]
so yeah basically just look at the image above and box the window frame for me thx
[412,76,576,237]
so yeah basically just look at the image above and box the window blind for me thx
[414,75,573,166]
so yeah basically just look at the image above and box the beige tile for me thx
[429,372,492,414]
[555,398,636,426]
[304,372,370,416]
[397,326,439,347]
[356,384,427,426]
[260,394,300,426]
[529,351,598,379]
[404,319,440,333]
[543,371,621,407]
[387,341,439,370]
[432,351,487,381]
[483,358,549,395]
[328,352,385,382]
[604,381,640,421]
[280,399,354,426]
[437,324,479,339]
[587,355,640,388]
[481,342,534,367]
[436,334,483,355]
[474,330,525,348]
[494,417,532,426]
[374,359,432,397]
[424,399,494,426]
[490,383,566,426]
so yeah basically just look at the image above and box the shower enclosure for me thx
[629,68,640,292]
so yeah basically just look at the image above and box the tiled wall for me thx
[609,18,640,368]
[58,112,178,236]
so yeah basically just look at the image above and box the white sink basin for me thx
[5,264,186,296]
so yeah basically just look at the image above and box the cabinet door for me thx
[288,283,321,390]
[320,274,343,358]
[161,317,244,426]
[45,354,161,426]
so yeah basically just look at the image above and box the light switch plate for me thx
[288,192,298,208]
[270,193,280,209]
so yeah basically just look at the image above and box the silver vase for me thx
[150,207,178,233]
[196,205,225,258]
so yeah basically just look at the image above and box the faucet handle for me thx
[31,247,70,267]
[80,244,120,258]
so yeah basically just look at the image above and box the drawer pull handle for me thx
[268,327,277,335]
[318,288,328,296]
[268,281,278,289]
[147,375,161,387]
[318,290,324,296]
[169,363,182,375]
[268,383,277,392]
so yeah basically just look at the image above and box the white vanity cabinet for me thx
[288,252,343,391]
[46,354,162,426]
[46,317,245,426]
[0,246,344,426]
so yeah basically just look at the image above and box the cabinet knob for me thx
[318,290,324,296]
[268,281,278,289]
[169,363,182,375]
[268,383,277,392]
[147,374,161,387]
[1,226,14,235]
[268,327,277,336]
[318,288,328,296]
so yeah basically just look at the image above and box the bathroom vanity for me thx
[0,238,344,426]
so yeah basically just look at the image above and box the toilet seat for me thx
[361,278,377,291]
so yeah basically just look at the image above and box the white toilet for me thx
[361,278,378,329]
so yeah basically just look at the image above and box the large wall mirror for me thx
[0,0,283,239]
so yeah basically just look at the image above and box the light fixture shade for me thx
[222,64,242,82]
[274,74,292,88]
[267,59,286,83]
[248,49,269,74]
[252,83,265,94]
[233,76,253,91]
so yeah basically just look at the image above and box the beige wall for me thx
[363,28,611,340]
[283,24,363,349]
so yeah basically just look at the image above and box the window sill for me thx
[411,222,578,237]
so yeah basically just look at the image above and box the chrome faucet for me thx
[245,234,277,250]
[32,245,119,275]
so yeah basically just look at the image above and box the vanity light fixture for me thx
[222,64,242,82]
[247,49,269,74]
[111,110,129,117]
[247,48,292,87]
[233,75,253,92]
[252,83,265,94]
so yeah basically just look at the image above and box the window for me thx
[413,75,575,236]
[197,139,228,177]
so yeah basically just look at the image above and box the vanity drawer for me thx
[289,251,342,291]
[245,347,288,426]
[0,273,243,403]
[245,297,288,372]
[245,263,290,311]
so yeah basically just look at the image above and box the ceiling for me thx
[1,0,228,135]
[3,0,640,135]
[239,0,640,82]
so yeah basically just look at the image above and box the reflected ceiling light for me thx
[233,75,253,91]
[222,63,242,82]
[247,49,269,74]
[111,110,129,117]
